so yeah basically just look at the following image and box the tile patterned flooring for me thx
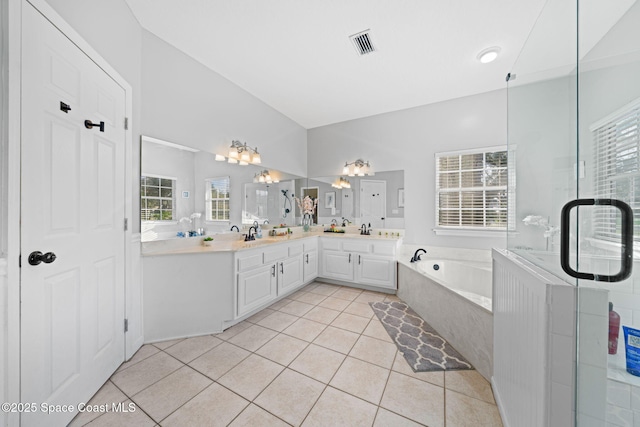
[70,282,503,427]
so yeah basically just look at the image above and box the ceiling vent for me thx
[349,30,376,56]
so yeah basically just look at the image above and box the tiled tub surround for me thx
[71,282,503,426]
[397,246,493,381]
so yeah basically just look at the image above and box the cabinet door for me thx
[357,254,396,289]
[237,265,277,317]
[321,251,354,281]
[279,255,304,294]
[303,251,318,283]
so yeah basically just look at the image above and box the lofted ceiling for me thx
[124,0,568,129]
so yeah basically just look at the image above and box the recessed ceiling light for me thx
[477,47,501,64]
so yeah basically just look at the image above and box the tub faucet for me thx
[410,249,427,263]
[230,225,239,232]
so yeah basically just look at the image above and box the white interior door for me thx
[360,180,386,229]
[20,4,126,426]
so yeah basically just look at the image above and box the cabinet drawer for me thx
[343,241,371,253]
[303,238,318,252]
[289,243,304,257]
[372,242,396,256]
[237,253,263,272]
[263,246,288,263]
[321,239,341,251]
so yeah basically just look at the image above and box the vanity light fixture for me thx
[332,176,351,189]
[228,140,261,164]
[215,154,226,161]
[342,159,373,177]
[477,47,501,64]
[253,170,273,184]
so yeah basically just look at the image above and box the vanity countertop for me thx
[142,230,402,256]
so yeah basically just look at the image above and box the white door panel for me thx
[21,4,126,425]
[360,180,386,229]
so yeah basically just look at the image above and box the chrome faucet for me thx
[263,219,269,224]
[410,249,427,263]
[253,220,259,228]
[230,225,239,232]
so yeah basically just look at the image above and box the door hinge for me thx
[124,318,129,333]
[124,117,129,130]
[124,218,128,231]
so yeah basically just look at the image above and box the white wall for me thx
[141,31,307,179]
[307,90,507,248]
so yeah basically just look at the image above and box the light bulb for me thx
[228,146,238,159]
[343,164,349,175]
[240,150,251,162]
[353,166,360,175]
[239,160,248,166]
[259,175,265,183]
[228,157,238,164]
[252,152,261,164]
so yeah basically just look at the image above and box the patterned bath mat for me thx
[370,301,473,372]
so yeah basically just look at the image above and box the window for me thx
[141,175,175,221]
[593,99,640,243]
[435,147,509,230]
[206,176,230,221]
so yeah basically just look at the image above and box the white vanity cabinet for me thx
[319,237,398,290]
[303,239,319,283]
[235,238,317,318]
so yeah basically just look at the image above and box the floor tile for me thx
[246,308,276,324]
[383,294,402,302]
[279,300,315,316]
[329,357,389,405]
[391,352,444,387]
[254,369,324,426]
[380,371,445,426]
[189,342,250,380]
[228,324,278,352]
[354,291,387,304]
[85,400,154,427]
[332,288,362,301]
[331,312,370,334]
[373,408,423,427]
[152,338,184,350]
[269,298,294,311]
[257,311,299,332]
[303,306,341,324]
[116,344,160,372]
[131,366,211,422]
[164,335,223,363]
[256,333,309,366]
[344,301,375,319]
[307,283,339,296]
[229,404,290,427]
[362,318,394,343]
[218,354,284,400]
[161,383,249,427]
[110,351,183,396]
[349,335,397,369]
[445,389,503,427]
[302,386,377,426]
[295,292,328,305]
[68,381,127,426]
[215,321,251,341]
[283,318,327,342]
[289,344,345,383]
[318,296,351,311]
[313,326,359,354]
[445,370,496,404]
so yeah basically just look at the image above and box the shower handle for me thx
[560,198,633,282]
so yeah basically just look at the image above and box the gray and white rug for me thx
[370,301,473,373]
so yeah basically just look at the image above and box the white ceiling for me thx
[124,0,554,128]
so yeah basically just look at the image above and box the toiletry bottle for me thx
[256,225,262,239]
[609,302,620,355]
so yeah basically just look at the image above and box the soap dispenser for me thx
[256,224,263,239]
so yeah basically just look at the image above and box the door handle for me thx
[271,265,276,277]
[348,253,351,263]
[84,120,105,132]
[306,254,309,264]
[28,251,57,266]
[358,255,361,265]
[561,198,633,282]
[280,262,284,274]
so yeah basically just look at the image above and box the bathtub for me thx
[397,247,493,380]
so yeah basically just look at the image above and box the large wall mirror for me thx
[141,135,305,241]
[306,170,404,229]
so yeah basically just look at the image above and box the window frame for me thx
[140,174,176,223]
[434,145,511,235]
[205,176,231,222]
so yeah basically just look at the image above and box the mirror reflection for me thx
[140,136,304,241]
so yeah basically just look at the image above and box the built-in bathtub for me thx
[397,246,493,380]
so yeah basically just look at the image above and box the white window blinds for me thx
[206,176,230,221]
[435,147,509,229]
[593,99,640,242]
